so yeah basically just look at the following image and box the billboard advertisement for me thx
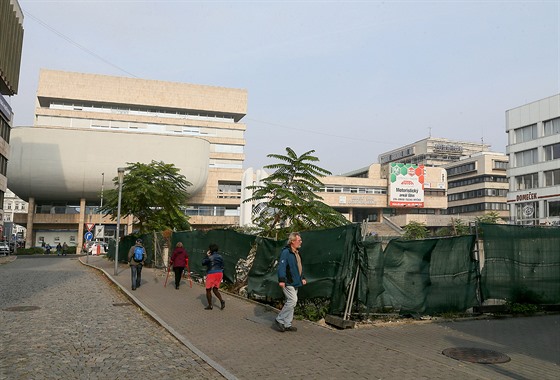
[389,163,425,207]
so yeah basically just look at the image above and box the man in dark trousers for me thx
[128,239,146,290]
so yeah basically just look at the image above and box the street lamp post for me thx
[114,168,125,276]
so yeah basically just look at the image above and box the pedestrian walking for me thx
[274,232,306,332]
[169,242,188,290]
[56,243,62,256]
[128,239,146,291]
[202,243,225,310]
[62,242,69,256]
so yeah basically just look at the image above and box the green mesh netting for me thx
[104,222,559,317]
[247,224,363,309]
[173,229,256,283]
[379,235,476,314]
[425,235,477,314]
[481,223,560,303]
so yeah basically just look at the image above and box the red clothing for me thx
[205,272,223,289]
[170,247,188,268]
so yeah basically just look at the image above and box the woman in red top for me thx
[169,242,188,289]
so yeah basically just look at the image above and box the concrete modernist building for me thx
[8,69,247,250]
[506,94,560,225]
[379,137,490,167]
[0,0,24,239]
[443,152,509,220]
[241,164,447,235]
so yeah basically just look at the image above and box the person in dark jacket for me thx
[127,239,146,291]
[274,232,306,332]
[202,243,225,310]
[170,242,188,290]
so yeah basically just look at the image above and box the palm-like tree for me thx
[244,147,349,238]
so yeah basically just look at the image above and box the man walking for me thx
[128,239,146,290]
[275,232,306,332]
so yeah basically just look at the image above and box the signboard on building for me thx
[388,163,425,207]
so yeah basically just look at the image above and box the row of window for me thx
[184,205,239,217]
[50,102,236,124]
[319,186,387,194]
[447,162,476,177]
[447,160,507,174]
[515,169,560,189]
[448,175,507,188]
[446,202,509,214]
[514,143,560,166]
[218,182,242,199]
[514,117,560,143]
[4,202,26,211]
[448,188,508,202]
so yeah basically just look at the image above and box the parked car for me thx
[88,242,107,255]
[0,241,10,256]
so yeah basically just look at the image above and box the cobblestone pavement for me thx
[2,255,559,380]
[0,256,223,380]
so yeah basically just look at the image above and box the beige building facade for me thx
[443,152,509,220]
[8,69,248,250]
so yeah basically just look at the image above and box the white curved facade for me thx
[8,126,210,201]
[8,69,248,250]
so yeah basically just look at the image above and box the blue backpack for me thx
[133,246,144,262]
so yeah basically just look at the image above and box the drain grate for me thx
[442,347,511,364]
[4,306,41,312]
[113,303,132,307]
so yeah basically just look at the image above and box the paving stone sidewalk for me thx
[83,255,560,380]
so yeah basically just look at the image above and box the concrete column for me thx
[77,198,86,254]
[25,197,35,248]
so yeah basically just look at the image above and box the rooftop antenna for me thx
[428,127,432,137]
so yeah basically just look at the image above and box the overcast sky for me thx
[9,0,560,174]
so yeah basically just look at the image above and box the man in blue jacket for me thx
[275,232,306,332]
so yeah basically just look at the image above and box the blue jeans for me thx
[130,264,142,289]
[276,285,298,328]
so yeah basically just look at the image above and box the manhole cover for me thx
[3,306,41,312]
[442,347,511,364]
[113,303,132,307]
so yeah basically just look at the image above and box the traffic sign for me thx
[84,231,93,241]
[86,223,95,232]
[95,225,105,238]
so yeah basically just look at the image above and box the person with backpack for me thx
[202,243,225,310]
[169,242,188,290]
[128,239,146,291]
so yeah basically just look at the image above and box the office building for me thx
[506,94,560,225]
[378,137,490,167]
[444,152,509,220]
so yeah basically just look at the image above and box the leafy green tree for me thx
[450,217,470,236]
[403,221,429,240]
[244,147,349,238]
[475,211,501,224]
[100,161,192,234]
